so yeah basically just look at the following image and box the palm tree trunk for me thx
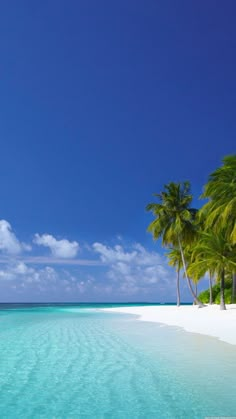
[193,282,198,305]
[209,274,213,305]
[220,268,226,310]
[231,273,236,304]
[178,237,205,307]
[176,268,180,306]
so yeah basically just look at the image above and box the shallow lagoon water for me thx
[0,305,235,418]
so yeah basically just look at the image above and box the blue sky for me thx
[0,1,235,302]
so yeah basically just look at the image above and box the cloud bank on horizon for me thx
[0,219,194,303]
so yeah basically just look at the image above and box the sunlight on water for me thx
[0,305,235,418]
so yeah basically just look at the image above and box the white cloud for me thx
[0,218,187,301]
[93,241,173,296]
[0,262,34,281]
[34,234,79,258]
[93,242,137,263]
[0,260,94,298]
[12,262,34,275]
[0,220,24,254]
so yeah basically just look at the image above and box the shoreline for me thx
[101,304,236,346]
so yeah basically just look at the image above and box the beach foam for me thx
[101,304,236,345]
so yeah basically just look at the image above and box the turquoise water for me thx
[0,305,235,418]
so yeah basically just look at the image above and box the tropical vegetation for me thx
[146,154,236,310]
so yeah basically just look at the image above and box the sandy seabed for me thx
[101,304,236,346]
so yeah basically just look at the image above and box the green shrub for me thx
[199,283,220,303]
[199,281,232,304]
[199,289,210,303]
[215,288,232,304]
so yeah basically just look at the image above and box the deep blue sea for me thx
[0,303,235,418]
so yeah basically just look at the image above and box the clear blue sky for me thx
[0,1,235,302]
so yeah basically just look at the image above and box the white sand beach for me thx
[101,304,236,346]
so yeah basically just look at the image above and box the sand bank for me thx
[101,304,236,345]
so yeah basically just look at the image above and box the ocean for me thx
[0,303,235,418]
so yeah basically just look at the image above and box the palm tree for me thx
[187,256,214,305]
[166,247,183,306]
[201,155,236,241]
[146,181,204,307]
[201,155,236,303]
[194,282,198,305]
[232,273,236,304]
[209,273,214,305]
[188,231,236,310]
[183,244,201,305]
[192,211,215,304]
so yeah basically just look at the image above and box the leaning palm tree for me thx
[181,243,200,305]
[193,213,215,304]
[188,231,236,310]
[187,255,214,305]
[166,247,183,306]
[232,273,236,304]
[201,155,236,303]
[146,181,204,307]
